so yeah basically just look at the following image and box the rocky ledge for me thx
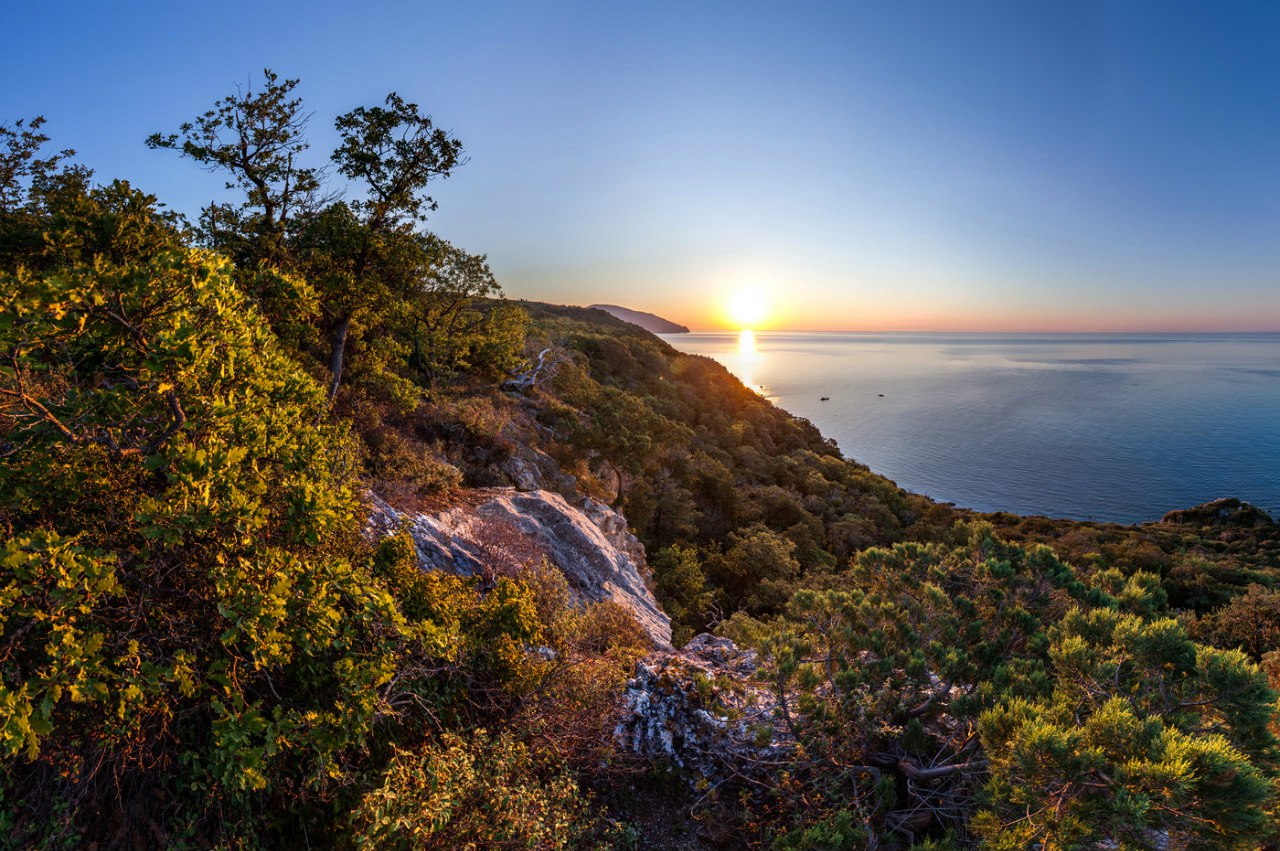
[368,488,672,649]
[615,634,793,779]
[1161,497,1275,528]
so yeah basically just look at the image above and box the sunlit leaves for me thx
[0,533,117,760]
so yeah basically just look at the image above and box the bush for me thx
[732,525,1280,846]
[348,730,604,849]
[0,246,402,844]
[976,609,1277,848]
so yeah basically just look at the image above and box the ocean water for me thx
[662,331,1280,524]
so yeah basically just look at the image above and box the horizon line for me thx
[677,327,1280,335]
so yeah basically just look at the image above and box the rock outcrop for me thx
[368,488,672,649]
[367,490,793,779]
[615,634,793,778]
[1161,497,1275,528]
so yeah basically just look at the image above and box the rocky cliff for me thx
[368,488,673,649]
[366,488,793,780]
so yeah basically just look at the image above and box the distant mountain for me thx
[588,304,690,334]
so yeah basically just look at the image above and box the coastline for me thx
[662,329,1280,526]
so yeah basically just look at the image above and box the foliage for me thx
[330,92,464,229]
[412,235,525,384]
[727,524,1280,846]
[1192,582,1280,657]
[149,70,522,408]
[513,565,651,770]
[348,730,608,850]
[976,608,1277,849]
[0,226,409,836]
[146,69,319,265]
[652,544,713,645]
[0,116,75,215]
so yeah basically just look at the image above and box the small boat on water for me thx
[820,396,830,401]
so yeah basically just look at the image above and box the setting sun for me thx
[727,289,769,328]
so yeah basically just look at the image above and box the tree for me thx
[1193,582,1280,657]
[146,69,321,266]
[148,76,513,404]
[724,524,1279,845]
[0,116,84,268]
[707,523,801,614]
[976,609,1278,849]
[321,93,465,400]
[412,234,504,384]
[0,116,75,215]
[0,220,407,842]
[651,544,713,645]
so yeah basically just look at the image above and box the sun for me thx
[727,289,769,329]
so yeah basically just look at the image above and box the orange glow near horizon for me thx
[672,297,1280,334]
[612,276,1280,333]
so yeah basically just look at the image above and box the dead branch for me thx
[503,345,565,392]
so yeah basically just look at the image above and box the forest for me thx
[3,73,1280,849]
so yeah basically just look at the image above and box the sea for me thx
[662,331,1280,525]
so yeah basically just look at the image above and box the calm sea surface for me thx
[662,331,1280,524]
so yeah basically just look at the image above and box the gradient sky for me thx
[6,1,1280,330]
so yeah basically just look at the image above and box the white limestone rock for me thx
[368,488,672,650]
[614,634,793,778]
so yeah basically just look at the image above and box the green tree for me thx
[651,544,713,645]
[1193,582,1280,657]
[976,608,1278,849]
[0,116,74,215]
[146,69,321,267]
[322,92,464,400]
[725,524,1278,845]
[0,115,88,269]
[707,523,801,614]
[0,227,406,842]
[411,234,522,385]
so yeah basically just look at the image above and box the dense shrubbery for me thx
[349,730,614,850]
[722,524,1280,846]
[0,102,635,848]
[5,79,1280,848]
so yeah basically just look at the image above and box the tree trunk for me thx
[327,314,352,403]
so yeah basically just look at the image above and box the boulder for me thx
[615,634,793,778]
[368,488,672,649]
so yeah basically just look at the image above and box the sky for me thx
[5,1,1280,331]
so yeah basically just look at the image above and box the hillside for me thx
[5,85,1280,849]
[587,302,691,333]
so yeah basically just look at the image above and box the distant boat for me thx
[820,396,830,401]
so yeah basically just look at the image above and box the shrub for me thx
[0,246,402,844]
[348,730,603,849]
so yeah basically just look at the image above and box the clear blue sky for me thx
[6,1,1280,330]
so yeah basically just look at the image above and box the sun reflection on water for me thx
[736,329,763,393]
